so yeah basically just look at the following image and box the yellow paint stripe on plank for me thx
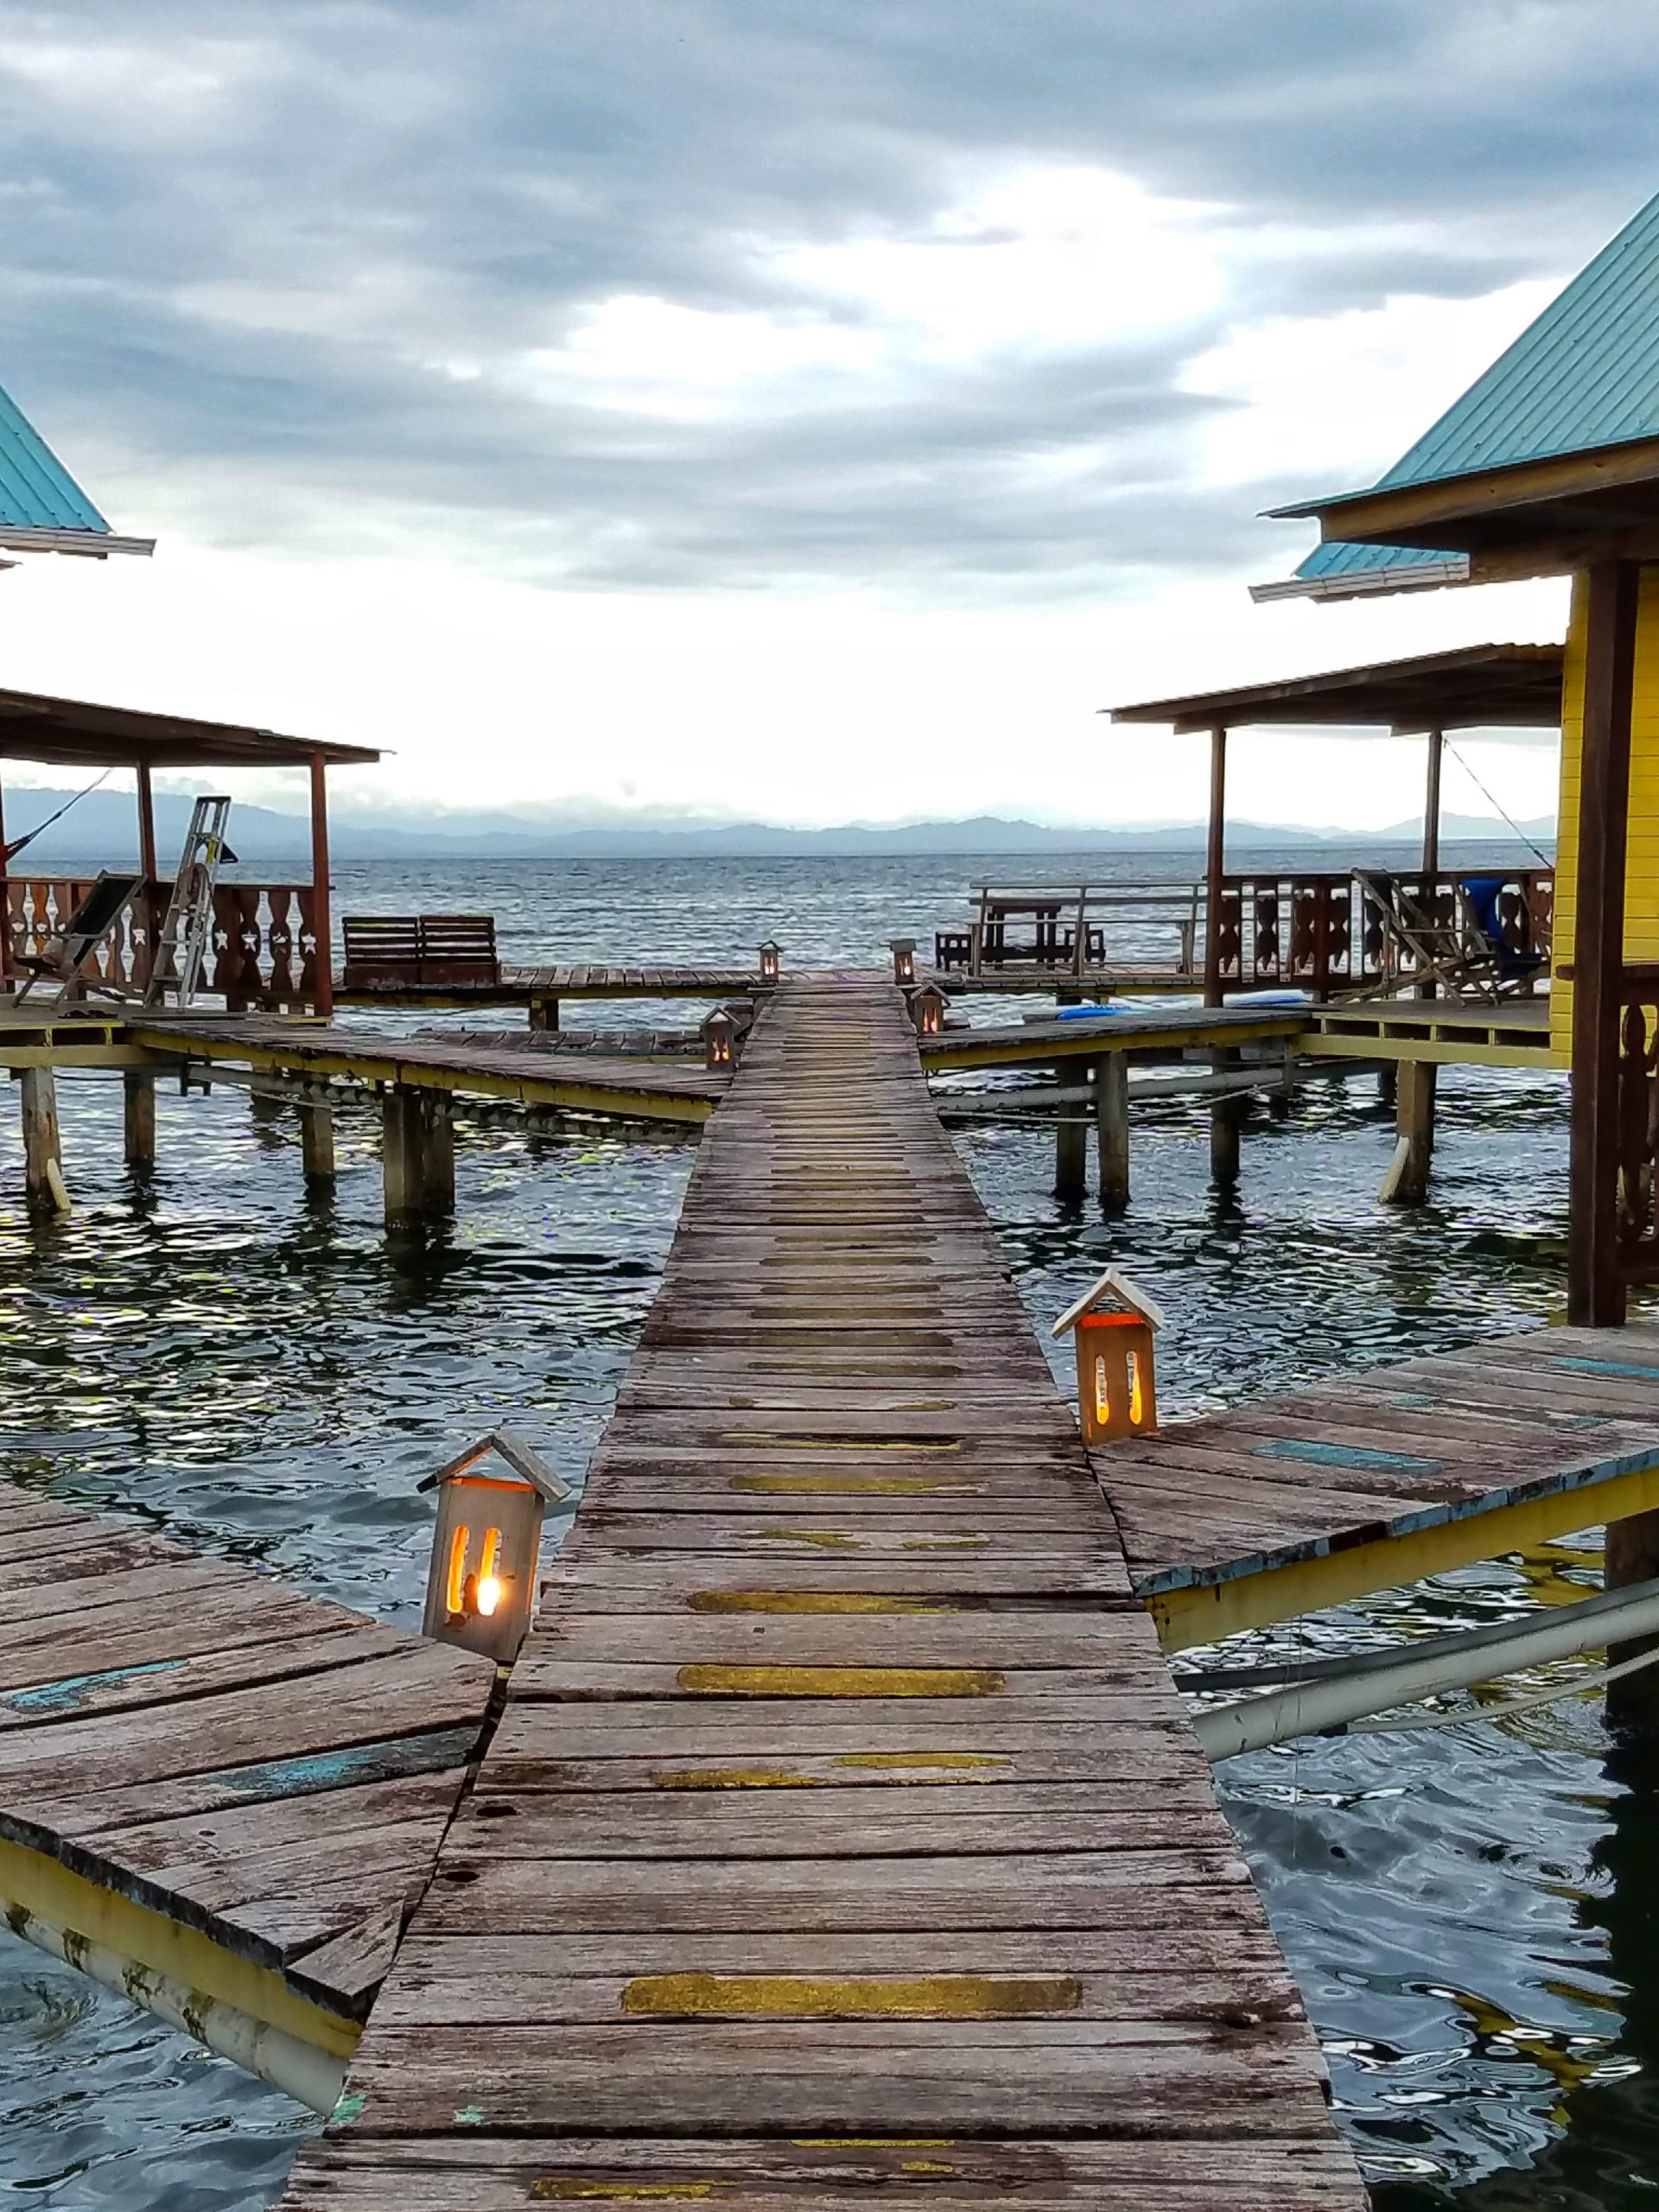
[689,1591,957,1613]
[755,1529,861,1548]
[835,1751,1008,1770]
[677,1664,1005,1698]
[731,1475,975,1495]
[531,2185,724,2202]
[621,1973,1079,2019]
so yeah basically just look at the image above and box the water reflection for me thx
[0,851,1649,2210]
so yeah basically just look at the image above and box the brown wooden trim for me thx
[1203,727,1226,1007]
[309,751,333,1019]
[1567,559,1640,1326]
[1304,436,1659,546]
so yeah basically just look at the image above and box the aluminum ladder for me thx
[145,796,236,1006]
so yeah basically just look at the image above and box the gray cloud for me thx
[0,1,1656,593]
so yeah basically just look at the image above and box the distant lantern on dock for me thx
[702,1007,740,1069]
[1051,1267,1166,1444]
[759,940,781,985]
[420,1429,571,1663]
[910,981,949,1037]
[890,938,917,985]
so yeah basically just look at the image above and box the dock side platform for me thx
[281,981,1363,2210]
[0,1480,495,2076]
[1096,1327,1659,1648]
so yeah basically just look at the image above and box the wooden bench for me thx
[342,914,499,989]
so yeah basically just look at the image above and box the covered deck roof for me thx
[1109,643,1564,735]
[0,687,379,769]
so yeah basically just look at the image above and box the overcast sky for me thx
[0,2,1649,830]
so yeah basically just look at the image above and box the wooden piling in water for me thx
[1096,1052,1129,1206]
[1209,1051,1242,1185]
[123,1071,156,1169]
[301,1102,336,1184]
[383,1086,454,1218]
[19,1068,67,1213]
[1379,1061,1437,1205]
[1053,1061,1087,1198]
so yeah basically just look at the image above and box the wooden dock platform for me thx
[281,980,1363,2209]
[0,1478,494,2065]
[1097,1325,1659,1649]
[130,1015,729,1125]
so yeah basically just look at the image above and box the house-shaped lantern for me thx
[420,1428,571,1663]
[1051,1267,1166,1444]
[758,940,781,985]
[702,1006,739,1069]
[890,938,917,985]
[909,981,949,1037]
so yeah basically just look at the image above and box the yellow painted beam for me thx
[0,1833,359,2057]
[1298,1028,1560,1071]
[1143,1459,1659,1652]
[921,1016,1304,1072]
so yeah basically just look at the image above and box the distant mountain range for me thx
[1,789,1557,865]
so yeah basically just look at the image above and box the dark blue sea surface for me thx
[1,850,1637,2212]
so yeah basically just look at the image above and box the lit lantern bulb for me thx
[475,1573,503,1617]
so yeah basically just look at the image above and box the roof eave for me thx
[1249,557,1472,605]
[0,525,155,559]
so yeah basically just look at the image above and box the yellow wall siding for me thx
[1552,565,1659,1056]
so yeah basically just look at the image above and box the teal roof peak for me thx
[0,376,110,537]
[1274,188,1659,595]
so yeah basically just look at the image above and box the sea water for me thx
[1,849,1641,2212]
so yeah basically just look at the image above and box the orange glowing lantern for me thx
[890,938,917,985]
[702,1007,739,1069]
[420,1428,570,1663]
[910,981,948,1037]
[758,940,781,985]
[1050,1266,1166,1444]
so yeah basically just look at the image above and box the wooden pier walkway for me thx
[0,1480,494,2049]
[282,981,1363,2209]
[1094,1325,1659,1649]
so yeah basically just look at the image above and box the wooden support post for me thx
[1422,728,1443,883]
[423,1092,455,1215]
[382,1087,454,1219]
[1209,1050,1242,1185]
[529,996,560,1033]
[1203,724,1227,1008]
[1569,561,1641,1327]
[308,750,334,1020]
[1376,1064,1398,1107]
[1379,1060,1437,1205]
[1268,1039,1294,1122]
[136,760,160,993]
[1605,1510,1659,1731]
[123,1071,156,1169]
[1054,1065,1086,1201]
[0,768,11,988]
[300,1103,335,1184]
[1095,1053,1128,1207]
[19,1069,67,1213]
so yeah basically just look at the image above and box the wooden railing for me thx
[3,876,324,1009]
[934,869,1554,996]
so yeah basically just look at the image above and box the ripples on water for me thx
[0,852,1648,2210]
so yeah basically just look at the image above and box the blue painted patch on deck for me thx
[214,1726,480,1800]
[7,1659,183,1714]
[1253,1439,1445,1474]
[1555,1357,1659,1382]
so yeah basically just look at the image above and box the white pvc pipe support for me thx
[1194,1578,1659,1763]
[2,1898,347,2114]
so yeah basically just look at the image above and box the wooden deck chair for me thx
[1357,869,1503,1000]
[12,873,147,1007]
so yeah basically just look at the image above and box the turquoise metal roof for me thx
[0,378,108,535]
[1288,188,1659,588]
